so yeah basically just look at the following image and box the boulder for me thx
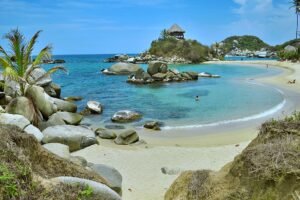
[4,79,21,98]
[24,125,44,142]
[160,64,168,73]
[27,67,52,86]
[43,84,57,97]
[106,62,142,75]
[63,96,83,102]
[51,176,121,200]
[114,129,139,145]
[5,96,40,123]
[142,72,152,81]
[105,124,126,130]
[152,73,167,81]
[43,143,70,159]
[0,113,30,130]
[144,121,161,131]
[50,83,61,98]
[147,61,168,75]
[52,97,77,113]
[186,71,199,80]
[38,114,66,131]
[50,112,83,125]
[134,68,145,79]
[181,72,192,80]
[90,164,122,195]
[111,110,142,123]
[42,125,97,152]
[95,128,117,139]
[25,85,57,119]
[87,101,103,114]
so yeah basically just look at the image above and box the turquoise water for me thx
[45,55,284,128]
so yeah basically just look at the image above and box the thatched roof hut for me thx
[167,24,185,39]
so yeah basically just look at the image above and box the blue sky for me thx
[0,0,296,54]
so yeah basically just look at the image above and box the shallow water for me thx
[46,55,284,128]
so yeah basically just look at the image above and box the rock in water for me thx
[42,125,98,151]
[43,143,70,159]
[144,121,161,131]
[0,113,30,130]
[111,110,142,123]
[90,164,123,195]
[87,101,103,114]
[105,62,142,75]
[5,96,41,123]
[25,85,57,119]
[147,61,168,75]
[114,129,139,145]
[95,128,117,139]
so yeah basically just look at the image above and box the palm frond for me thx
[24,30,42,65]
[33,45,52,66]
[32,65,67,85]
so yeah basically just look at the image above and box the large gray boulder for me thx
[147,61,168,75]
[43,143,70,159]
[90,164,122,195]
[27,67,52,86]
[42,125,98,152]
[25,85,57,119]
[152,73,167,81]
[111,110,142,123]
[52,98,77,113]
[50,112,83,125]
[0,113,30,130]
[51,176,121,200]
[106,62,142,75]
[5,96,40,123]
[87,101,103,114]
[38,113,66,131]
[24,125,44,142]
[114,129,139,145]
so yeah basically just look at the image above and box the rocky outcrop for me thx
[127,61,198,84]
[42,125,98,152]
[111,110,142,123]
[38,113,66,131]
[43,143,71,159]
[52,97,77,113]
[50,112,83,125]
[165,117,300,200]
[24,125,44,142]
[114,129,139,145]
[102,62,142,75]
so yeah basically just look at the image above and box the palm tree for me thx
[0,29,66,95]
[292,0,300,39]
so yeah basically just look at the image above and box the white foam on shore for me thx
[162,98,286,130]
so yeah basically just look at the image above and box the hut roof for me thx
[167,24,185,33]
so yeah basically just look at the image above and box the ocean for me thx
[45,54,284,129]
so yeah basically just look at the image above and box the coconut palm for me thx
[292,0,300,38]
[0,29,66,95]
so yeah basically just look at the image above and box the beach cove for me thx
[72,60,300,200]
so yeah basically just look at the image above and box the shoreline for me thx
[74,60,300,200]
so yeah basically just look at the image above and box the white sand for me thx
[73,60,300,200]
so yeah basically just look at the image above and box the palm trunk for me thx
[297,13,299,39]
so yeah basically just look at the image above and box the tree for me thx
[0,29,66,95]
[292,0,300,38]
[159,29,170,40]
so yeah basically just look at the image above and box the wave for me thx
[162,98,286,130]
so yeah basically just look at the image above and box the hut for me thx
[167,24,185,40]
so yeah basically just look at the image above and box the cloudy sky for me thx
[0,0,296,54]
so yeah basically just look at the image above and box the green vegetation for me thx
[0,29,66,95]
[165,112,300,200]
[149,37,209,63]
[220,35,270,53]
[78,185,94,200]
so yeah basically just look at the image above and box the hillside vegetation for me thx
[148,37,210,63]
[0,124,108,200]
[165,113,300,200]
[220,35,270,53]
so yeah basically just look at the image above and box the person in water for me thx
[195,96,199,101]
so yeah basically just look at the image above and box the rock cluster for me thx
[102,62,142,75]
[127,61,198,84]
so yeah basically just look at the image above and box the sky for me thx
[0,0,297,55]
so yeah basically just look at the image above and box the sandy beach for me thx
[73,60,300,200]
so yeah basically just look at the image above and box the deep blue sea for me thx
[44,54,284,128]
